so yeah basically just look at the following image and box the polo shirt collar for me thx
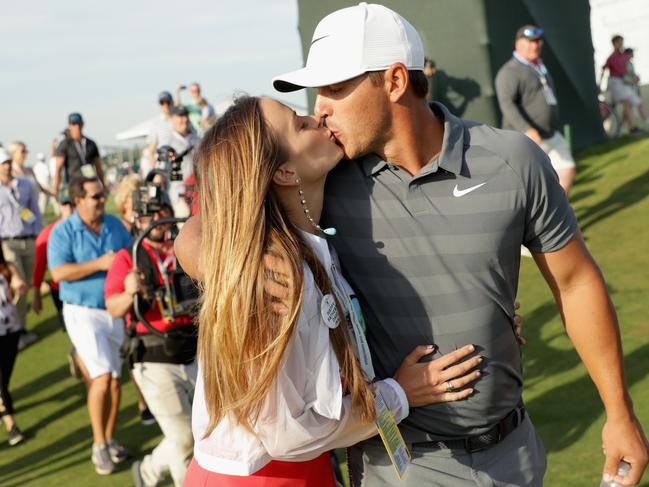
[70,211,104,233]
[359,102,465,177]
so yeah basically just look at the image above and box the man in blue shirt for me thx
[48,176,132,476]
[0,147,42,349]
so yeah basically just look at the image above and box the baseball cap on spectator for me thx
[516,25,544,40]
[36,152,46,162]
[68,112,84,125]
[158,91,173,104]
[58,187,72,205]
[273,2,424,92]
[0,147,11,164]
[171,105,189,116]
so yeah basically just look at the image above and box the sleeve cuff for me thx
[378,378,409,423]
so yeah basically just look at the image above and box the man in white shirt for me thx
[144,91,175,175]
[32,152,54,215]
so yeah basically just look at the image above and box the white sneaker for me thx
[520,246,532,258]
[91,443,116,475]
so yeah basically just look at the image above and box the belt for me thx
[412,407,526,454]
[3,235,36,240]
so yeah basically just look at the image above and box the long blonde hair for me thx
[195,96,375,436]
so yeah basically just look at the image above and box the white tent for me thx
[115,116,159,142]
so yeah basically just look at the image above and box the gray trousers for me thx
[1,238,35,330]
[349,415,546,487]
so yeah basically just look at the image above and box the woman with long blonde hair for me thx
[183,96,481,486]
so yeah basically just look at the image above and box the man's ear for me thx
[272,164,299,187]
[384,63,409,103]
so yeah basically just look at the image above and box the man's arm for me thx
[494,67,537,139]
[175,214,202,279]
[93,157,105,187]
[534,232,649,485]
[106,271,141,318]
[52,156,65,197]
[51,251,115,283]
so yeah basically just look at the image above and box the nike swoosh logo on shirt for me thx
[453,182,486,197]
[311,34,330,45]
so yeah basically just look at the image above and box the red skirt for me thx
[183,454,337,487]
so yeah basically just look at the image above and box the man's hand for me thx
[96,251,116,271]
[32,288,42,314]
[602,416,649,486]
[524,127,542,145]
[393,344,482,407]
[124,270,142,296]
[263,252,292,315]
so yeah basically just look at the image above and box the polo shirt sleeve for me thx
[105,249,131,302]
[495,64,531,134]
[54,139,67,158]
[516,136,578,252]
[47,221,73,270]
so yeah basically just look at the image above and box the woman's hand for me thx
[393,344,482,407]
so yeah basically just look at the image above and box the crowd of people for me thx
[1,3,648,487]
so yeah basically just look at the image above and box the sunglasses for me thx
[522,27,544,39]
[88,192,105,201]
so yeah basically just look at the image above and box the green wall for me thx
[296,0,605,151]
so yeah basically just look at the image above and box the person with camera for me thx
[105,185,197,487]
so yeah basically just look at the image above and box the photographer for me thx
[104,185,197,487]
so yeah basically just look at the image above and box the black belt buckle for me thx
[463,430,501,453]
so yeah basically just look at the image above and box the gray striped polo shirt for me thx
[322,102,577,441]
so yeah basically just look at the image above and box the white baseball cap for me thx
[273,2,424,92]
[0,147,11,164]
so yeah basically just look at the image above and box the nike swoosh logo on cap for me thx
[453,182,486,197]
[311,34,330,45]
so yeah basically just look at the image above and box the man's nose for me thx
[314,93,331,119]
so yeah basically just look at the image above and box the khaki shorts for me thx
[608,77,642,106]
[540,132,576,171]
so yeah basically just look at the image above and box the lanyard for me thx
[513,52,549,83]
[74,138,87,162]
[327,256,376,381]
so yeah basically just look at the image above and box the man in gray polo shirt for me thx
[176,4,648,486]
[495,25,576,195]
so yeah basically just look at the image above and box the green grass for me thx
[1,135,649,486]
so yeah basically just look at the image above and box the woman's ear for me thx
[272,164,299,187]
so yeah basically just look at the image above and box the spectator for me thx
[175,82,216,134]
[53,113,106,197]
[114,174,142,235]
[0,147,42,350]
[144,91,175,175]
[495,25,576,194]
[0,243,28,446]
[48,176,132,476]
[165,106,199,218]
[31,189,89,381]
[423,57,437,103]
[106,199,197,487]
[602,35,644,134]
[8,141,34,182]
[33,152,55,215]
[623,48,649,126]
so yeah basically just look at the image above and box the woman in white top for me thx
[182,96,482,486]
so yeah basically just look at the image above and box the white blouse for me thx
[192,231,409,475]
[0,275,22,336]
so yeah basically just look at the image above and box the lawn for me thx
[1,135,648,486]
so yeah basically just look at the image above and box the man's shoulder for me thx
[496,58,523,79]
[465,123,540,169]
[50,215,76,239]
[103,214,127,231]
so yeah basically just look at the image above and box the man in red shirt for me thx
[602,35,644,134]
[31,189,91,382]
[105,197,197,487]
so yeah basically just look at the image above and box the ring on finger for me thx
[446,381,455,392]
